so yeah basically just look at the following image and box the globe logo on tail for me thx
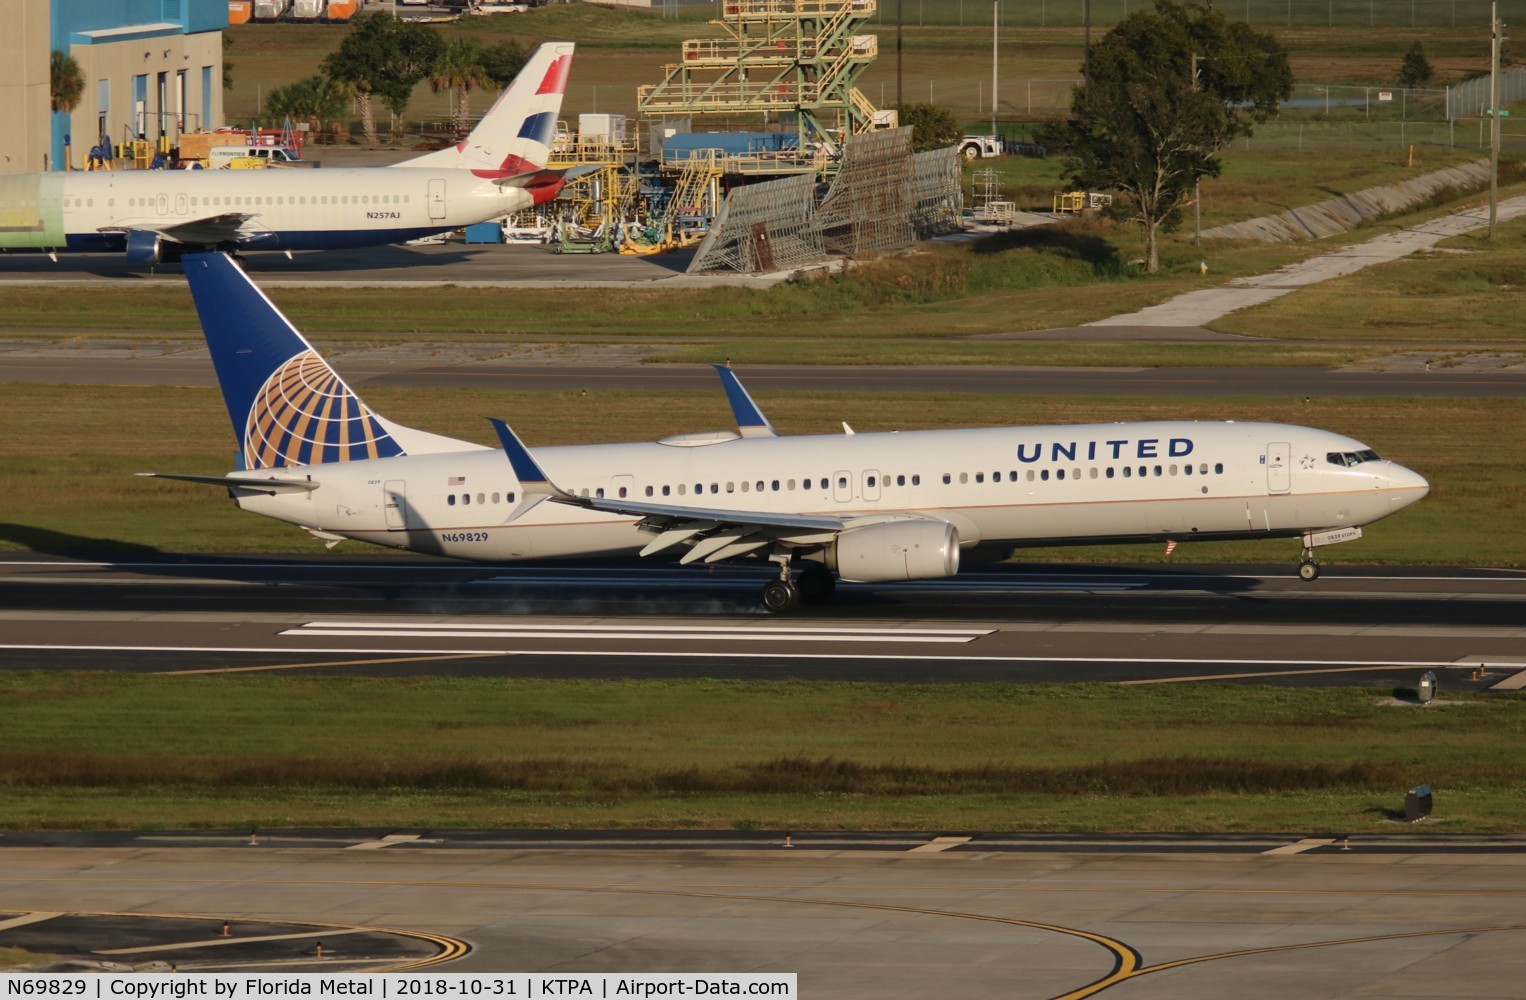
[244,350,405,469]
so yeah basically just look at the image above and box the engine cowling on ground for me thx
[827,519,960,583]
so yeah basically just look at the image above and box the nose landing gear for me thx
[1297,546,1321,582]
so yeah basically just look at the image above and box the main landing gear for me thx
[1297,546,1321,582]
[760,556,837,613]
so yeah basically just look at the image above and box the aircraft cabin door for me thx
[427,178,446,220]
[833,470,853,503]
[861,469,881,502]
[383,480,408,529]
[1266,442,1291,494]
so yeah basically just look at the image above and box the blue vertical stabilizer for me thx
[181,252,406,469]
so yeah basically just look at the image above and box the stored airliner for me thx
[0,42,573,265]
[142,252,1430,611]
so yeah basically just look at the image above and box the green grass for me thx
[2,385,1522,565]
[0,675,1520,831]
[0,948,56,970]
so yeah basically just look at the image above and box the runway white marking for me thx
[1261,839,1337,855]
[909,837,973,853]
[97,927,368,955]
[0,912,62,931]
[283,622,993,644]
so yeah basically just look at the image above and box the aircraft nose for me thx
[1386,462,1430,508]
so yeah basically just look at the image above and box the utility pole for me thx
[897,0,903,110]
[992,2,998,135]
[1490,0,1501,239]
[1083,0,1091,87]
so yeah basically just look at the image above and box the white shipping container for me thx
[578,114,626,143]
[253,0,290,19]
[292,0,325,18]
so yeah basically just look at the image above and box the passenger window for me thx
[1169,465,1178,476]
[507,492,516,503]
[1123,467,1132,478]
[644,486,652,497]
[1184,464,1193,476]
[596,488,605,499]
[1008,471,1017,482]
[447,495,456,506]
[1089,468,1098,479]
[476,493,484,505]
[678,484,687,495]
[462,493,471,505]
[619,487,628,498]
[1153,465,1162,477]
[1026,470,1035,482]
[787,479,796,490]
[837,476,847,488]
[1041,469,1050,481]
[912,475,920,486]
[867,476,876,487]
[756,481,764,492]
[661,485,670,496]
[943,474,951,484]
[959,473,968,484]
[1215,463,1224,474]
[772,480,780,491]
[492,492,500,503]
[711,483,719,494]
[976,473,985,484]
[1057,469,1065,480]
[730,482,739,493]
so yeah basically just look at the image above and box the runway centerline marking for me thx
[1259,838,1336,855]
[97,927,369,955]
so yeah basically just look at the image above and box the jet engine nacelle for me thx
[827,519,961,584]
[125,229,170,266]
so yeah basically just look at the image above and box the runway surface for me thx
[4,354,1525,397]
[4,556,1524,687]
[3,837,1523,996]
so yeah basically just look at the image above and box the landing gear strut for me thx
[762,553,801,613]
[1297,547,1321,582]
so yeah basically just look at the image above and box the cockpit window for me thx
[1327,449,1381,467]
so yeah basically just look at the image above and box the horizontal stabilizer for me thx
[136,472,318,494]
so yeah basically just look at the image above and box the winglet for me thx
[713,365,777,438]
[488,418,571,499]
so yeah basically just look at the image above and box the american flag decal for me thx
[449,476,466,486]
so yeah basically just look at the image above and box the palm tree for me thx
[265,77,354,139]
[430,37,489,126]
[50,50,84,114]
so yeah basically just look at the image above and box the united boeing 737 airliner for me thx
[0,43,573,265]
[142,253,1430,612]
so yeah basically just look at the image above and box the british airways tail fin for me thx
[399,41,574,177]
[181,253,479,469]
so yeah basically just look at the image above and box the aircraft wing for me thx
[488,417,856,565]
[100,213,257,246]
[135,472,317,495]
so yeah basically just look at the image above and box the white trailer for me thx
[291,0,325,18]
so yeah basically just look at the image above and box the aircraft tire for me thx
[1298,560,1321,582]
[762,579,801,613]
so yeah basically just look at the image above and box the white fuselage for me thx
[225,420,1429,564]
[4,168,532,255]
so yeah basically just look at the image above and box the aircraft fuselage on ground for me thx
[146,252,1430,612]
